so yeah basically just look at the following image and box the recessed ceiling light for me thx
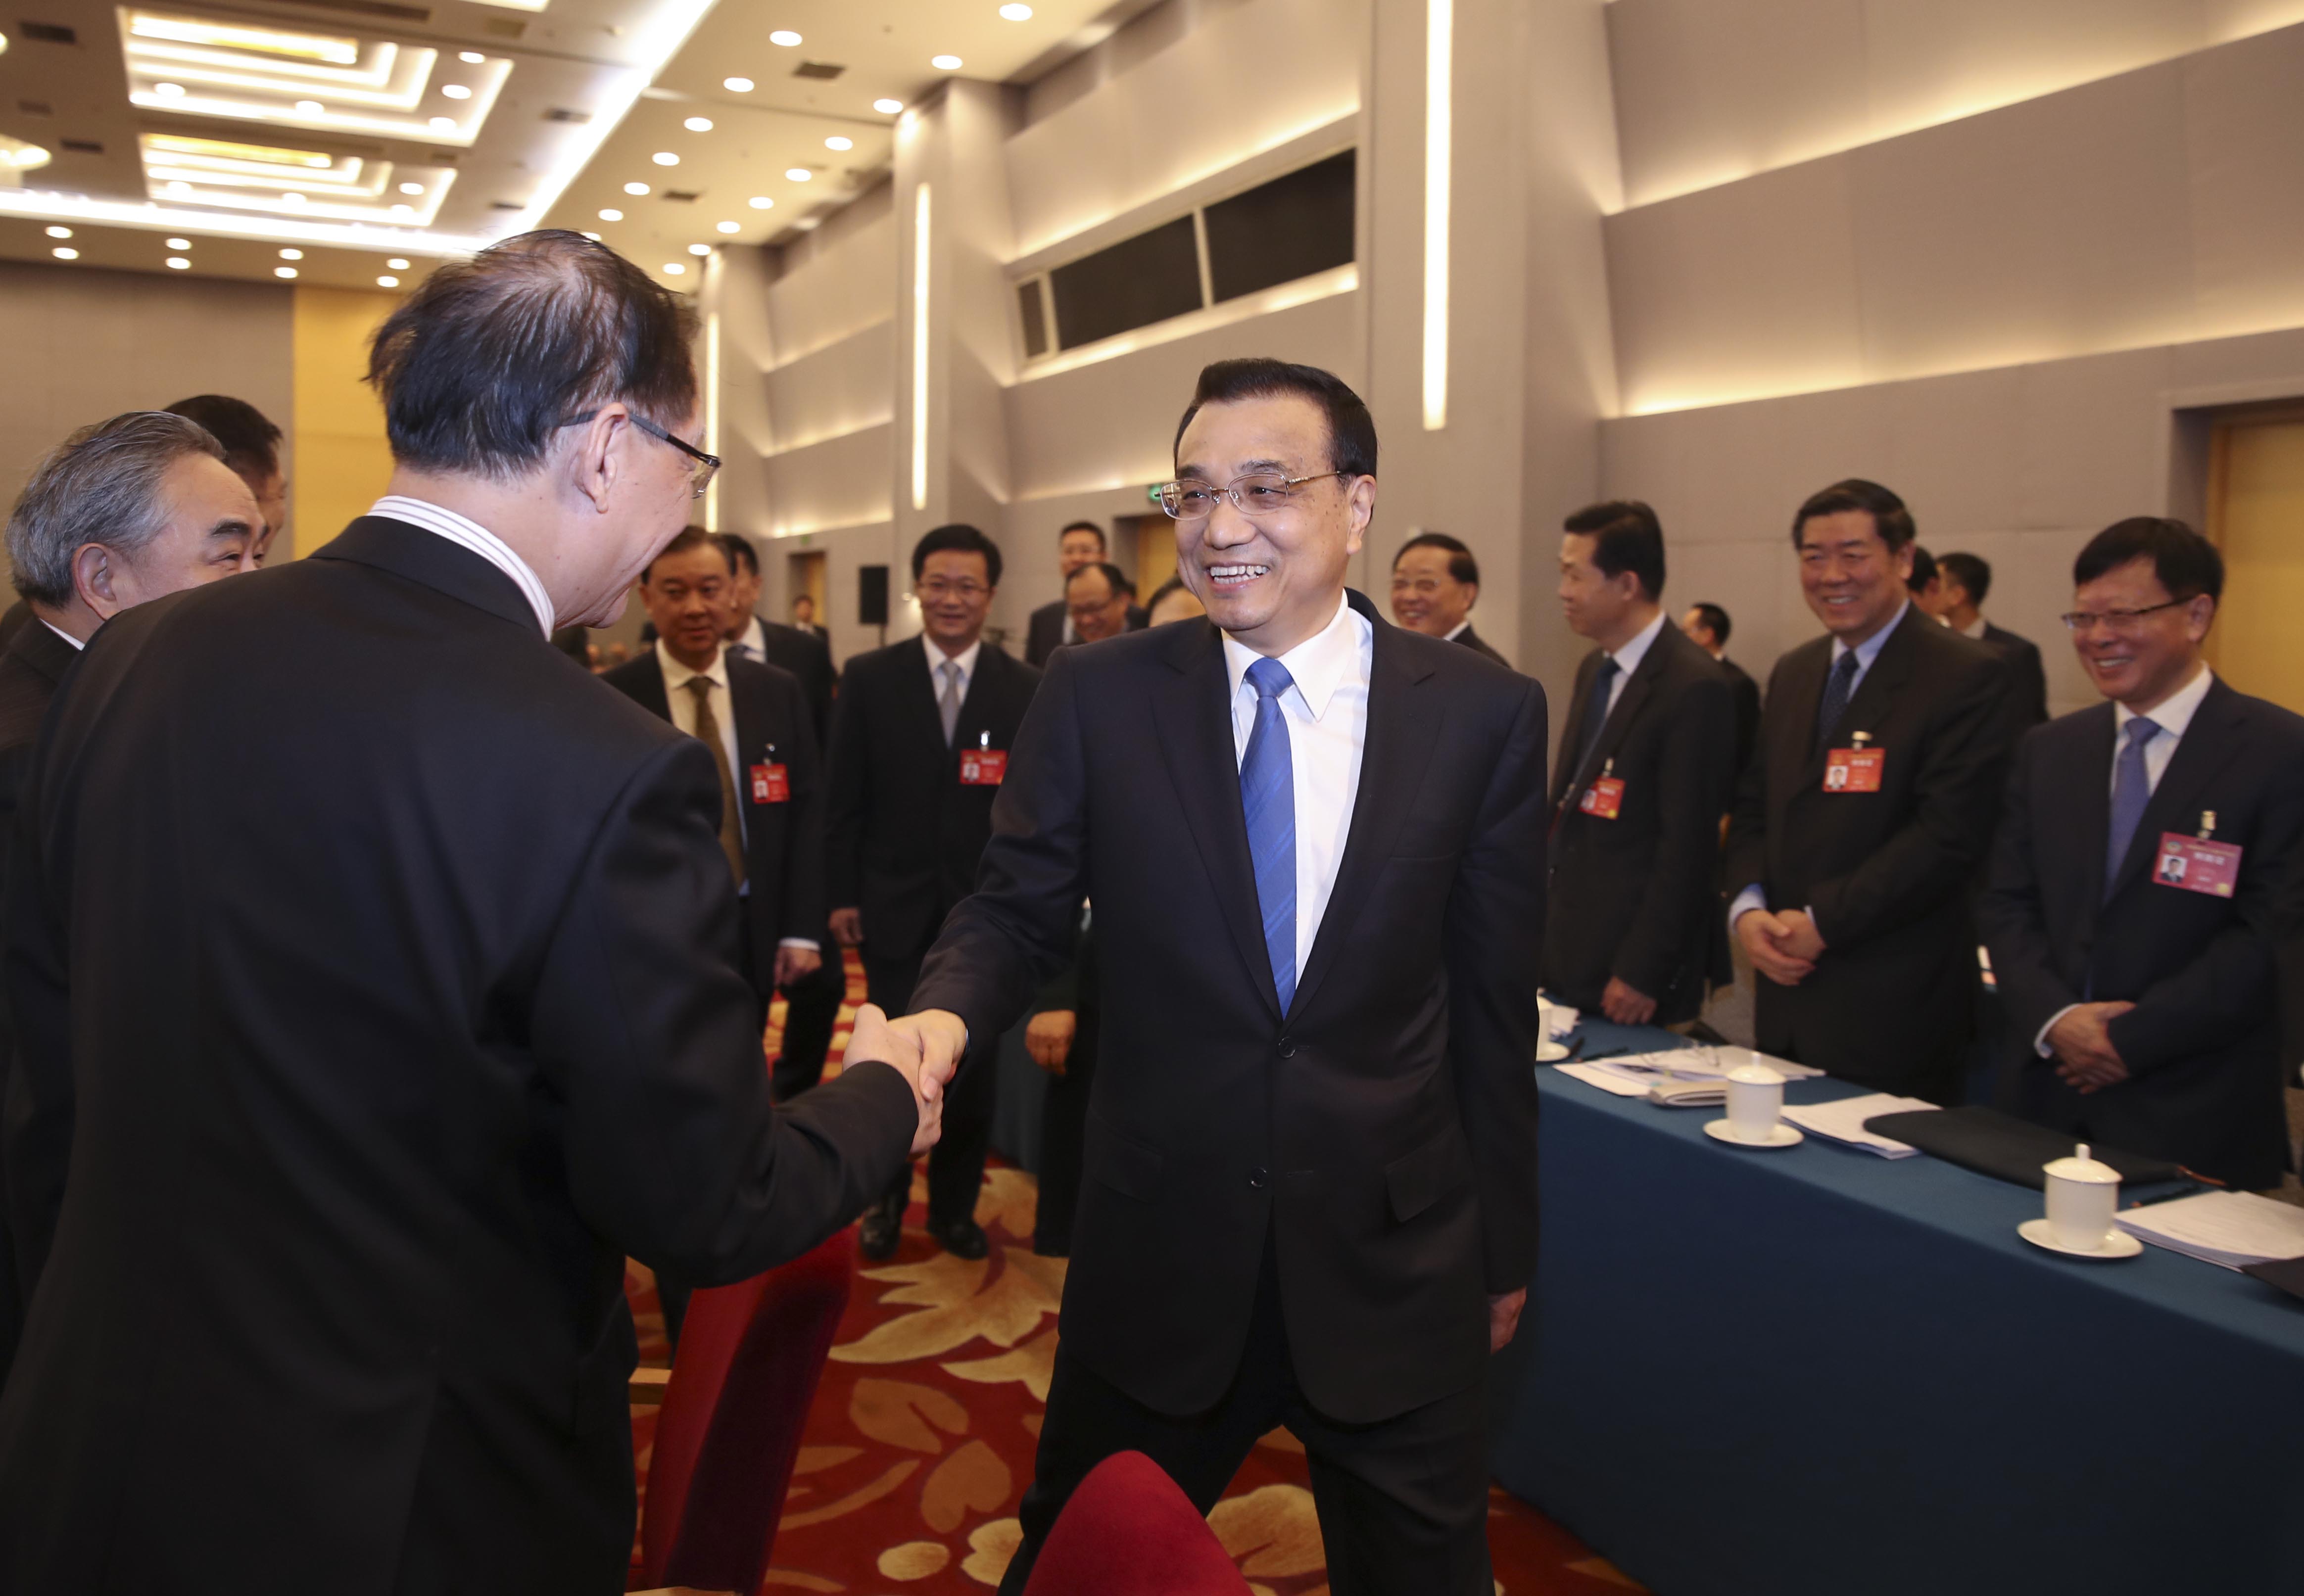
[459,50,485,64]
[652,151,679,166]
[931,54,962,70]
[399,181,423,195]
[279,248,303,259]
[580,232,600,241]
[387,257,411,269]
[598,207,623,222]
[716,219,740,234]
[166,256,190,269]
[441,84,472,101]
[664,262,686,275]
[1000,2,1034,17]
[688,243,711,256]
[274,266,296,278]
[873,98,904,114]
[51,246,77,260]
[155,81,185,97]
[378,274,399,286]
[166,180,191,195]
[769,30,801,47]
[785,167,812,181]
[825,135,853,150]
[165,236,190,249]
[747,195,774,209]
[723,76,754,92]
[390,203,412,216]
[428,116,454,131]
[44,225,69,238]
[283,192,306,205]
[684,116,713,133]
[624,181,650,195]
[295,99,324,114]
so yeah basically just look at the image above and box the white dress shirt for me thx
[1958,614,1990,641]
[925,636,983,712]
[1222,594,1371,986]
[42,620,83,653]
[1443,619,1471,643]
[729,614,769,664]
[1598,609,1668,720]
[370,495,555,636]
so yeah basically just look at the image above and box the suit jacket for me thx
[1724,609,2016,1101]
[1026,599,1148,667]
[1718,655,1762,773]
[1980,677,2304,1187]
[739,615,835,750]
[1455,623,1510,668]
[911,591,1549,1424]
[1543,623,1736,1024]
[0,517,917,1595]
[0,616,76,1385]
[824,636,1041,962]
[1982,620,2050,728]
[602,648,826,1003]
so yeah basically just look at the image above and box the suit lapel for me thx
[628,651,672,721]
[1801,613,1917,785]
[1585,635,1668,778]
[2066,706,2116,902]
[1773,642,1828,789]
[901,637,950,754]
[1551,651,1598,806]
[1149,621,1281,1018]
[2107,679,2247,901]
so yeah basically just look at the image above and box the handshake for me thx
[842,1004,969,1154]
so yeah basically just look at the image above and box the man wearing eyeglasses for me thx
[894,359,1549,1595]
[1982,518,2304,1189]
[824,523,1041,1261]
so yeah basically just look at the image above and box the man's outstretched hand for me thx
[886,1008,970,1097]
[842,1003,948,1154]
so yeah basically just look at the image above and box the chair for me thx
[634,1229,856,1596]
[1022,1451,1252,1596]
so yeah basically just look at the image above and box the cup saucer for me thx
[1536,1040,1570,1063]
[2017,1218,2143,1260]
[1702,1119,1802,1150]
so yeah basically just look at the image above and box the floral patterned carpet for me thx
[624,954,1644,1595]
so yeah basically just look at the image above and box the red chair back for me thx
[1022,1451,1253,1596]
[637,1229,856,1596]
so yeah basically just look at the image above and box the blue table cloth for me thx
[1490,1028,2304,1596]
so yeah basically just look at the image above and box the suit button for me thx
[1276,1036,1297,1058]
[1249,1168,1269,1189]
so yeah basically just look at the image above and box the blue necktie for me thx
[1240,658,1297,1012]
[2105,716,2160,898]
[1574,657,1620,780]
[1813,649,1860,758]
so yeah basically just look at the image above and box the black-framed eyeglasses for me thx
[1155,470,1345,521]
[559,410,721,499]
[2059,599,2190,632]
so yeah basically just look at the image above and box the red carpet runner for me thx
[626,952,1642,1594]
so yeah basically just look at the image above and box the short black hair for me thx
[1563,500,1666,603]
[1394,530,1479,586]
[2073,517,2222,604]
[162,394,281,483]
[1907,544,1938,595]
[367,230,698,480]
[1173,358,1377,481]
[1066,560,1134,601]
[1792,479,1914,552]
[1688,602,1731,646]
[1938,552,1991,605]
[1146,575,1193,614]
[1058,520,1106,551]
[643,524,731,583]
[912,523,1003,587]
[714,531,760,577]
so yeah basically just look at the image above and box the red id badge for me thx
[1824,748,1884,793]
[2154,833,2242,897]
[959,749,1008,786]
[749,763,789,804]
[1579,776,1625,819]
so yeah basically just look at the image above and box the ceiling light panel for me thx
[137,134,457,226]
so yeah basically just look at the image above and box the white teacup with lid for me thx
[1724,1061,1786,1142]
[2043,1143,2121,1251]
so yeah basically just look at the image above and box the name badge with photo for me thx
[1824,747,1884,793]
[1580,775,1625,819]
[960,748,1008,786]
[749,763,789,804]
[2154,833,2241,898]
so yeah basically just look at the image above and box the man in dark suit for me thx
[1939,551,2050,727]
[163,394,289,563]
[1025,521,1146,665]
[1061,560,1141,646]
[826,523,1041,1261]
[0,233,939,1595]
[1982,519,2304,1188]
[1680,601,1761,773]
[1725,480,2016,1104]
[1546,502,1736,1026]
[893,359,1549,1594]
[1390,530,1510,666]
[789,592,826,639]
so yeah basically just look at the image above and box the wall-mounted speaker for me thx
[858,565,890,626]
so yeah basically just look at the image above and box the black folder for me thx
[1861,1104,2186,1192]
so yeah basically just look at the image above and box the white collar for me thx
[926,635,982,681]
[1604,608,1668,675]
[40,618,84,652]
[1959,613,1989,640]
[370,495,555,636]
[2116,662,2212,740]
[735,614,767,656]
[1443,618,1472,642]
[1830,599,1911,670]
[1222,593,1365,720]
[657,638,727,693]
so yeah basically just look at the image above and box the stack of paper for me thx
[2114,1191,2304,1270]
[1777,1093,1933,1158]
[1554,1062,1651,1098]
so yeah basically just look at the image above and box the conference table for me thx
[1488,1021,2304,1596]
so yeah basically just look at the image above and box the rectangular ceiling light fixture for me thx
[127,14,360,63]
[1422,0,1450,432]
[912,182,932,514]
[138,131,456,225]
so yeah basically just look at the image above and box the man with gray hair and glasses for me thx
[0,232,947,1594]
[0,408,261,1387]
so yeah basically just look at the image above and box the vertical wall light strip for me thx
[702,299,722,532]
[911,182,932,514]
[1421,0,1451,432]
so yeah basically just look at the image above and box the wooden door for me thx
[2208,415,2304,712]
